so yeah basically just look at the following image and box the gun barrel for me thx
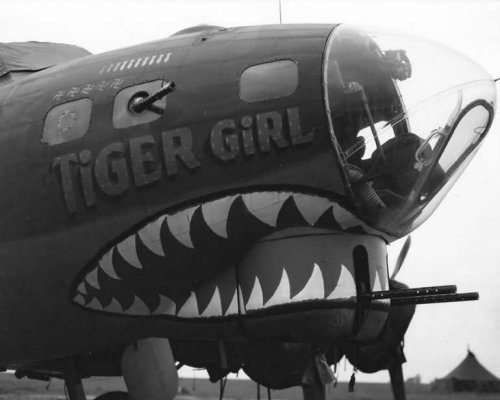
[361,285,457,301]
[129,81,176,113]
[391,292,479,306]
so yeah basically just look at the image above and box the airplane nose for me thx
[323,25,496,238]
[236,226,389,342]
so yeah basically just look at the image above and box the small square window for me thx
[240,60,298,103]
[42,98,92,146]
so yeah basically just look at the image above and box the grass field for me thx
[0,374,498,400]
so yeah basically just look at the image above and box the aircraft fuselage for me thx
[0,23,494,373]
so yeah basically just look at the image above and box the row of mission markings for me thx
[99,52,172,75]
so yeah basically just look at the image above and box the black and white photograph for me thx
[1,1,499,399]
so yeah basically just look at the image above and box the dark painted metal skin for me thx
[0,25,350,366]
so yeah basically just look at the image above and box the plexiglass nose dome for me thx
[323,25,496,238]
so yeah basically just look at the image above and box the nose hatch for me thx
[324,25,496,237]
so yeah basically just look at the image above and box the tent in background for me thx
[432,349,500,393]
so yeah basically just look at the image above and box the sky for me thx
[2,0,500,385]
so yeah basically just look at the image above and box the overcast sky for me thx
[3,0,500,385]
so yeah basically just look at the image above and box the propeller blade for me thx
[391,236,412,280]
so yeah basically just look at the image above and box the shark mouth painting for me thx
[71,191,388,320]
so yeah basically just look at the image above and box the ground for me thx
[0,374,498,400]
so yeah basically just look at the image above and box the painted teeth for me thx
[327,264,356,299]
[77,282,87,295]
[116,235,143,269]
[264,269,291,308]
[200,287,223,317]
[294,194,333,226]
[74,191,373,318]
[201,196,236,238]
[85,268,100,289]
[242,192,291,227]
[333,204,359,229]
[125,296,150,315]
[87,297,102,310]
[292,263,325,302]
[153,295,176,316]
[138,216,166,257]
[99,250,120,280]
[176,292,199,318]
[245,276,264,311]
[241,263,357,312]
[76,263,357,316]
[77,264,357,316]
[225,290,239,316]
[167,208,196,248]
[103,298,124,313]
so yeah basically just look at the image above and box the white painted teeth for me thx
[75,191,369,318]
[87,297,102,310]
[200,287,223,317]
[264,269,291,307]
[74,294,85,305]
[85,268,100,289]
[166,208,196,248]
[153,295,176,316]
[103,298,124,313]
[176,292,199,317]
[333,204,360,229]
[225,289,239,316]
[125,296,150,315]
[292,263,325,302]
[201,196,236,238]
[78,290,233,318]
[80,265,356,317]
[77,282,87,295]
[327,264,356,299]
[245,276,264,311]
[240,192,360,230]
[138,216,166,257]
[293,194,333,226]
[78,265,357,317]
[242,192,291,227]
[241,263,357,312]
[99,250,120,280]
[116,236,143,269]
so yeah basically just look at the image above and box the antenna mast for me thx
[279,0,282,24]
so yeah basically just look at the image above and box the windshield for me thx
[323,25,496,237]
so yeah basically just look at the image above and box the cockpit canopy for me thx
[324,25,496,237]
